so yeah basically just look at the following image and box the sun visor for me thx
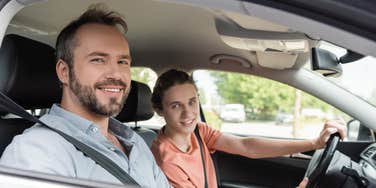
[216,17,312,69]
[256,51,297,69]
[220,35,309,53]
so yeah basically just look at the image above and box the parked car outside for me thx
[275,112,294,125]
[220,104,246,123]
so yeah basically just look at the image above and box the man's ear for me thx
[56,59,69,85]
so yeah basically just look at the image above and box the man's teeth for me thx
[102,88,122,92]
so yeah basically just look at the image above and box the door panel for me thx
[213,151,308,188]
[213,141,372,188]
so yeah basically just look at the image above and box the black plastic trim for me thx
[0,0,12,11]
[243,0,376,41]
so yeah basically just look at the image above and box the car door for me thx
[192,69,375,188]
[212,141,372,188]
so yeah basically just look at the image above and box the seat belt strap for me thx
[199,103,222,187]
[0,92,140,186]
[194,126,208,188]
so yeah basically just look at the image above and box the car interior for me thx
[0,0,376,188]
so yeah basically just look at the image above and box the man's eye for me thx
[118,60,129,65]
[91,58,105,63]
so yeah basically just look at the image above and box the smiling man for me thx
[0,4,170,187]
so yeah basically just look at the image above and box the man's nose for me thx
[105,60,124,79]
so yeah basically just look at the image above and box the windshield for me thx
[310,41,376,107]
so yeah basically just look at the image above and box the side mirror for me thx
[347,119,360,141]
[347,119,375,141]
[311,48,342,77]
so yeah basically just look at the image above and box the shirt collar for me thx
[49,104,134,139]
[109,118,134,140]
[48,104,96,133]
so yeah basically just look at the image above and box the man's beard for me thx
[68,69,129,117]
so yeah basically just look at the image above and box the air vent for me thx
[364,146,376,158]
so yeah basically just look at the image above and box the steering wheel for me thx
[304,133,341,188]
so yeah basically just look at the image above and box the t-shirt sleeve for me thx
[159,162,195,188]
[198,123,222,152]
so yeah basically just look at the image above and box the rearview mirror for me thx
[311,48,342,77]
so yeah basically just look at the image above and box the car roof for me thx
[0,0,325,72]
[4,0,376,73]
[5,0,376,78]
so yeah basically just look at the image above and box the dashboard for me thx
[360,143,376,184]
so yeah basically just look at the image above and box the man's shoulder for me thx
[22,123,62,137]
[6,124,74,152]
[132,131,155,154]
[0,123,78,176]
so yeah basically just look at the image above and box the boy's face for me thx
[158,83,199,135]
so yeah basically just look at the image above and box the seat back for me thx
[116,80,157,147]
[116,80,154,122]
[0,34,61,109]
[0,119,34,156]
[0,34,59,155]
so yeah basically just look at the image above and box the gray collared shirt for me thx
[0,104,171,188]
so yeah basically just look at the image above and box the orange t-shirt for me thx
[151,122,222,188]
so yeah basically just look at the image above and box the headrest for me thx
[0,34,61,110]
[116,80,154,122]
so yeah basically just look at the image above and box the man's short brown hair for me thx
[55,3,128,69]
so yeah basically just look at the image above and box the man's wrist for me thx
[309,138,319,150]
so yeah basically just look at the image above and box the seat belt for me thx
[0,91,140,186]
[194,126,208,188]
[199,103,221,187]
[199,104,206,122]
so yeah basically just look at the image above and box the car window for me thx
[131,67,158,88]
[193,70,356,140]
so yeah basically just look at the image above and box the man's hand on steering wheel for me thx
[303,119,347,188]
[310,119,347,149]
